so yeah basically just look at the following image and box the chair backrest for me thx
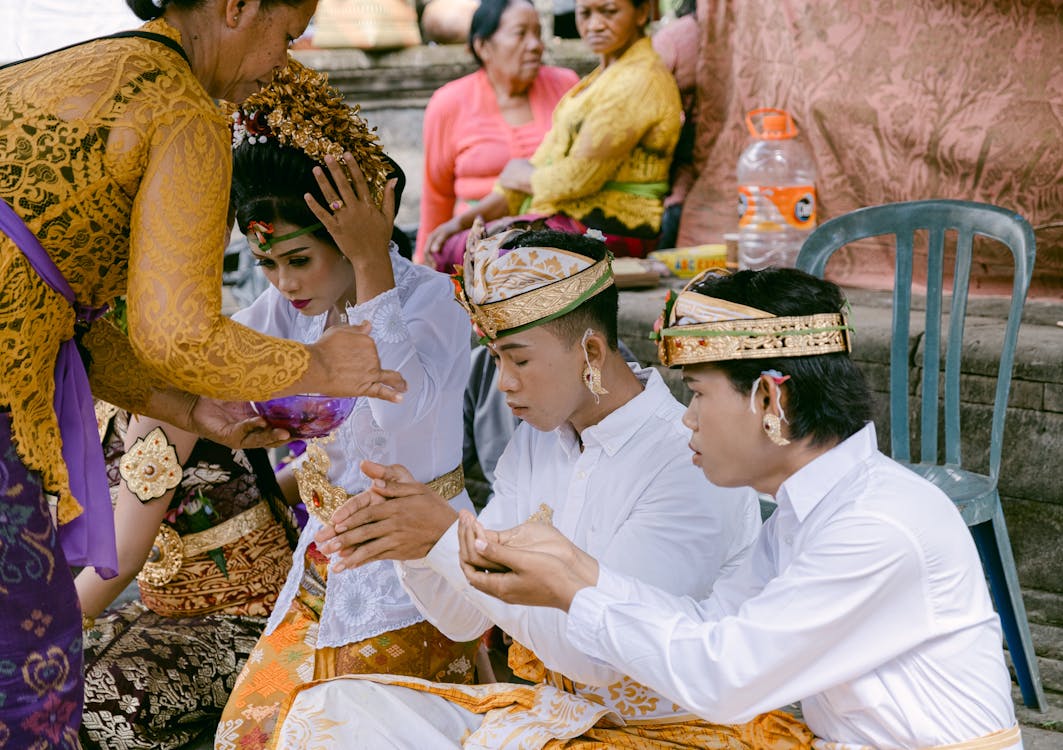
[796,200,1036,478]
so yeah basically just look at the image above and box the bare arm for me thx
[75,417,199,618]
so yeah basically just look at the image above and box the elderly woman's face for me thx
[575,0,648,61]
[476,1,544,91]
[212,0,317,103]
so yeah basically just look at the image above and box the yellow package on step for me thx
[648,244,727,278]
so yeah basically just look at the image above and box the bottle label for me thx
[738,185,817,230]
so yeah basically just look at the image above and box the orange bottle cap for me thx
[746,108,799,140]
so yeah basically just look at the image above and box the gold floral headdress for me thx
[452,219,615,342]
[654,269,853,367]
[227,57,390,209]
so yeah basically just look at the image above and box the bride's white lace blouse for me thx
[233,247,472,647]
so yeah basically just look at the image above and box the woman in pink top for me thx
[415,0,578,262]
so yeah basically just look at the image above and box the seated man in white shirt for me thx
[458,267,1022,750]
[265,227,815,748]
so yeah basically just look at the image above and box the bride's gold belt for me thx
[293,439,464,525]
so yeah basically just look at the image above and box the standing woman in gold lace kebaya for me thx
[0,0,406,746]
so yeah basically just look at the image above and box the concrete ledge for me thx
[294,39,597,110]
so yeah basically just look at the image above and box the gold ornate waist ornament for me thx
[137,502,274,587]
[652,269,853,367]
[293,435,465,525]
[452,219,615,342]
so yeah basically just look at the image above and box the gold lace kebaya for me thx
[452,223,615,342]
[0,18,311,520]
[654,271,853,367]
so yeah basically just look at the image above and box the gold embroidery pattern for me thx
[294,436,465,525]
[118,427,182,503]
[182,501,273,558]
[515,640,683,722]
[456,256,614,339]
[93,401,119,444]
[137,507,290,616]
[659,313,851,366]
[526,503,554,524]
[137,524,183,587]
[0,18,310,524]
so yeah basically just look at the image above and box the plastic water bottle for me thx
[736,108,817,270]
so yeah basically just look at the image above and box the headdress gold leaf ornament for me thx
[451,220,615,342]
[227,57,390,209]
[654,269,853,367]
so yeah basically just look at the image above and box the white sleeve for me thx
[402,437,750,687]
[344,268,471,432]
[567,511,934,723]
[396,436,528,643]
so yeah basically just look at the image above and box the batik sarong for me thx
[0,411,81,749]
[80,602,265,750]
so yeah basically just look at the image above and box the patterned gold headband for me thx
[228,58,390,208]
[653,272,852,367]
[454,255,614,341]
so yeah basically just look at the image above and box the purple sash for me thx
[0,199,117,578]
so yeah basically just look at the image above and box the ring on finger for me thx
[330,200,344,211]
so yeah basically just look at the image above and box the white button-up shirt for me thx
[400,366,761,688]
[234,249,473,647]
[567,423,1018,748]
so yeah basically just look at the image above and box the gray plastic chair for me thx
[796,199,1044,710]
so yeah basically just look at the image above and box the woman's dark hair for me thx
[500,228,618,350]
[127,0,306,22]
[689,268,871,446]
[231,141,409,256]
[468,0,534,66]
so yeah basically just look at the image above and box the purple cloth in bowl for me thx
[251,395,357,439]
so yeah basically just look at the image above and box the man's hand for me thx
[314,460,459,571]
[188,396,290,449]
[457,511,599,612]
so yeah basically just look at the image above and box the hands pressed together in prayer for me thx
[311,459,600,611]
[455,511,600,613]
[314,460,460,573]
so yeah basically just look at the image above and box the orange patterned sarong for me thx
[216,543,479,750]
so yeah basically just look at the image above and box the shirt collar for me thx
[776,422,878,522]
[556,364,672,458]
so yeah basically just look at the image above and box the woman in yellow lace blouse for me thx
[0,1,405,746]
[424,0,681,268]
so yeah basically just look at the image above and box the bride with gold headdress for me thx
[213,59,480,748]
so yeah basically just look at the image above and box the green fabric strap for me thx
[602,180,670,199]
[477,268,615,345]
[516,180,668,216]
[256,222,324,253]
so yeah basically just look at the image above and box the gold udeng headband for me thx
[657,313,852,367]
[454,255,615,341]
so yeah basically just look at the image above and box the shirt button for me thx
[577,471,587,480]
[784,535,794,545]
